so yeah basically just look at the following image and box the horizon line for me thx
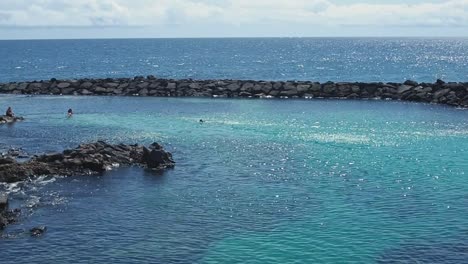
[1,36,468,41]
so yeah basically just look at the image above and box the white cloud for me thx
[0,0,467,28]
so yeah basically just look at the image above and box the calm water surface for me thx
[0,95,467,263]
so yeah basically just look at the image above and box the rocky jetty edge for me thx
[1,76,467,108]
[0,141,175,233]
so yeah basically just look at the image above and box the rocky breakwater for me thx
[1,77,467,107]
[0,141,174,231]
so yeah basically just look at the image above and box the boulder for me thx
[434,88,450,99]
[142,143,175,169]
[226,83,240,92]
[30,226,47,237]
[81,89,93,95]
[0,115,24,124]
[404,80,418,86]
[398,85,413,94]
[57,82,71,89]
[241,83,254,92]
[80,82,94,89]
[297,84,310,93]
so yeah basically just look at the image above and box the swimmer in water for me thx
[67,108,73,118]
[5,106,14,117]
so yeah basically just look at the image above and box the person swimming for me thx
[5,107,14,117]
[67,108,73,118]
[199,119,204,123]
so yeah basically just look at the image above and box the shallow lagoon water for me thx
[0,95,467,263]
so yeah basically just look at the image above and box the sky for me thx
[0,0,467,39]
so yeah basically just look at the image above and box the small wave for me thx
[25,195,40,208]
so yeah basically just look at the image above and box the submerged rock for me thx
[30,226,47,237]
[0,115,24,124]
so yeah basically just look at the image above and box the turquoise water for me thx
[0,95,467,263]
[1,38,468,83]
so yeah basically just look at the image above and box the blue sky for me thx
[0,0,467,39]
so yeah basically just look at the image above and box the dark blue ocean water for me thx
[1,38,468,83]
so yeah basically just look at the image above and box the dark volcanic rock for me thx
[142,143,175,169]
[0,115,24,124]
[0,194,19,231]
[0,141,175,184]
[0,141,174,231]
[30,226,47,237]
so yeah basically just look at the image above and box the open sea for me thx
[0,38,468,263]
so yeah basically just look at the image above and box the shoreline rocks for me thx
[0,141,174,232]
[0,77,467,108]
[0,141,175,184]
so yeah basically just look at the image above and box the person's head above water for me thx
[199,119,204,123]
[68,108,73,114]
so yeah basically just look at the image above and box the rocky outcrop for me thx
[0,141,175,184]
[1,77,467,108]
[0,141,174,232]
[0,115,24,124]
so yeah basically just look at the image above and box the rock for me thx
[0,115,24,124]
[323,83,336,94]
[137,82,149,89]
[81,89,93,95]
[30,226,47,237]
[61,87,75,94]
[0,77,467,107]
[310,83,321,92]
[0,141,175,184]
[434,88,450,99]
[398,85,413,94]
[105,82,120,88]
[0,157,15,165]
[17,83,29,91]
[226,83,240,92]
[241,83,254,91]
[0,195,19,231]
[57,82,71,89]
[0,194,7,212]
[95,87,107,94]
[80,82,94,89]
[404,80,418,86]
[142,143,175,169]
[297,84,310,93]
[280,89,298,97]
